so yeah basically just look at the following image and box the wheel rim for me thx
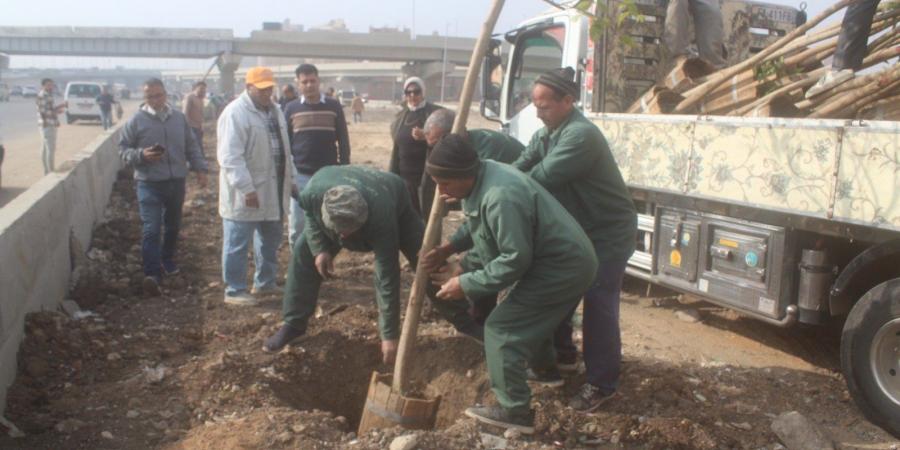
[870,317,900,407]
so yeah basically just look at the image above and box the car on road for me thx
[0,83,9,102]
[21,86,39,98]
[10,86,23,97]
[64,81,104,124]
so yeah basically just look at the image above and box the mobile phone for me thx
[152,143,167,153]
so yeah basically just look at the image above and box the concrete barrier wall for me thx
[0,126,123,416]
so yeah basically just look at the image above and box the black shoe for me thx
[456,323,484,344]
[464,405,534,434]
[143,276,162,297]
[262,324,304,353]
[526,367,564,388]
[556,352,578,372]
[568,383,616,412]
[161,261,180,276]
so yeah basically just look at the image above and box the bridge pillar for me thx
[401,61,456,102]
[217,53,243,99]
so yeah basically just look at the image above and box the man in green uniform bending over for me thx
[262,165,482,361]
[423,134,598,434]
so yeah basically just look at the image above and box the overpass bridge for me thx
[0,26,479,95]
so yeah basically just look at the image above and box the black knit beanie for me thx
[425,133,480,179]
[535,67,579,98]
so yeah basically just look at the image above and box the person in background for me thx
[119,78,208,297]
[217,67,293,306]
[806,0,881,98]
[95,86,118,131]
[283,64,351,247]
[0,120,5,190]
[183,81,207,155]
[350,93,365,124]
[388,77,442,216]
[279,84,298,110]
[325,87,336,99]
[664,0,727,68]
[36,78,67,174]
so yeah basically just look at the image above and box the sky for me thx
[1,0,840,69]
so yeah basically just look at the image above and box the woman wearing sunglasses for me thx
[388,77,444,216]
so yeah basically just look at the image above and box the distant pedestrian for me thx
[279,84,298,110]
[388,77,442,216]
[95,86,118,131]
[183,81,207,154]
[325,87,335,99]
[216,67,294,306]
[283,63,351,247]
[806,0,881,98]
[119,78,208,297]
[0,121,5,190]
[664,0,727,68]
[351,93,365,124]
[36,78,67,174]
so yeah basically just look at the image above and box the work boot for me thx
[526,367,564,388]
[805,69,854,99]
[464,405,535,434]
[568,383,616,412]
[556,352,578,372]
[251,284,284,296]
[224,291,259,307]
[142,276,162,297]
[263,324,305,353]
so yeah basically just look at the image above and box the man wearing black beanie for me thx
[423,134,598,434]
[513,67,637,412]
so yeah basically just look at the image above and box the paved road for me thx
[0,97,141,208]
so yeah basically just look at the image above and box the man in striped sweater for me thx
[282,64,351,247]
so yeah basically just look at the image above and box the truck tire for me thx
[842,278,900,438]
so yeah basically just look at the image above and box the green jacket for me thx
[513,109,636,262]
[450,161,598,301]
[468,129,524,164]
[300,165,419,339]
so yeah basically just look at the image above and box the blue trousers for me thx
[136,179,186,278]
[555,256,628,392]
[100,110,113,130]
[222,219,283,295]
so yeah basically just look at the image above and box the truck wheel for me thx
[842,278,900,438]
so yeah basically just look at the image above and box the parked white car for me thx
[64,81,104,124]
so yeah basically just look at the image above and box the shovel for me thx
[357,0,507,434]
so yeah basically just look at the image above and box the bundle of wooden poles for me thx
[627,0,900,120]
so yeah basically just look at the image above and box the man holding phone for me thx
[119,78,208,296]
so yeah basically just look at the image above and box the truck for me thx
[480,2,900,438]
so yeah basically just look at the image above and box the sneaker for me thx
[251,284,283,295]
[464,405,534,434]
[805,69,854,99]
[526,367,564,388]
[556,353,578,372]
[224,291,259,307]
[161,261,180,276]
[568,383,616,412]
[142,276,162,297]
[262,324,305,353]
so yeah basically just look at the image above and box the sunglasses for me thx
[404,89,422,96]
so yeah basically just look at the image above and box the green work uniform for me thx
[420,128,525,217]
[513,109,636,260]
[449,160,598,412]
[282,165,474,340]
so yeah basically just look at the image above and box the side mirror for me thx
[480,38,503,122]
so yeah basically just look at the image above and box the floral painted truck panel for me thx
[595,115,900,233]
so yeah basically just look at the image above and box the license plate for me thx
[78,103,92,109]
[751,5,797,25]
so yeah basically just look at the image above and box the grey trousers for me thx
[39,126,57,174]
[833,0,880,71]
[665,0,727,68]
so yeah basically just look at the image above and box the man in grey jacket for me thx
[119,78,208,296]
[217,67,294,306]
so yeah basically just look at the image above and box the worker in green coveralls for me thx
[423,134,598,434]
[262,165,482,361]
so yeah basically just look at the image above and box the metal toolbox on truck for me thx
[657,208,702,284]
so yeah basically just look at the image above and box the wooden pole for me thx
[674,0,857,113]
[392,0,507,394]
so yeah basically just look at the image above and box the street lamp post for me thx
[440,23,448,103]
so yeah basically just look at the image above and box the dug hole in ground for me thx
[0,106,897,449]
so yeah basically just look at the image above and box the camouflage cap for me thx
[321,185,368,234]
